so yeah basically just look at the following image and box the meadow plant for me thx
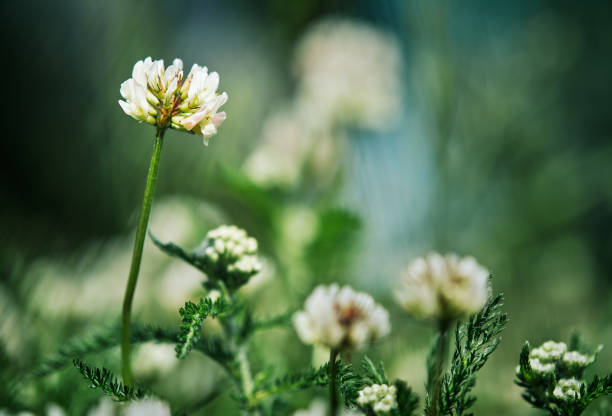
[15,55,612,416]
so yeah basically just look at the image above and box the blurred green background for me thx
[1,0,611,414]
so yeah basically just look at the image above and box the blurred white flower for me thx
[122,398,171,416]
[394,253,490,321]
[293,284,390,350]
[243,105,339,188]
[357,384,398,414]
[119,57,227,144]
[552,378,583,401]
[294,18,402,130]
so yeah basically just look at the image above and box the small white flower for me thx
[119,57,227,145]
[193,225,261,289]
[562,351,588,367]
[528,358,556,374]
[394,253,490,321]
[553,378,583,401]
[293,284,390,350]
[357,384,398,414]
[530,341,567,362]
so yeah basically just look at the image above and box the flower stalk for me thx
[329,348,340,416]
[121,127,166,385]
[429,320,451,416]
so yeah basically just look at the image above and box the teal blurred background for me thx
[1,0,611,414]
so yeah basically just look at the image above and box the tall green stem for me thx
[121,128,165,385]
[329,349,340,416]
[429,321,451,416]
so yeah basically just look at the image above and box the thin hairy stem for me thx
[329,349,340,416]
[121,128,166,386]
[430,321,451,416]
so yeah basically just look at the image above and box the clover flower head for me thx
[552,378,583,401]
[119,57,227,144]
[193,225,261,289]
[357,384,398,414]
[394,253,490,321]
[293,284,390,350]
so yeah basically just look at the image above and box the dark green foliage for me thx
[72,359,147,401]
[252,364,330,403]
[176,297,229,359]
[394,379,420,416]
[33,324,179,381]
[425,294,508,416]
[336,358,367,407]
[362,356,389,385]
[32,325,118,377]
[516,339,612,416]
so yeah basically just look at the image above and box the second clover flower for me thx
[293,284,390,351]
[119,57,227,144]
[394,253,490,322]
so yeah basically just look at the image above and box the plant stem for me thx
[121,128,165,386]
[238,345,254,401]
[329,349,340,416]
[430,321,451,416]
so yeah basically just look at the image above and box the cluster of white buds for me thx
[356,384,398,414]
[528,341,567,375]
[552,378,583,401]
[193,225,261,289]
[394,253,489,322]
[293,284,390,351]
[526,340,600,379]
[119,57,227,144]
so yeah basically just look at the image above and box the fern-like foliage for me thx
[73,359,147,401]
[32,324,178,379]
[434,293,508,416]
[251,364,330,404]
[32,325,119,377]
[176,297,229,359]
[516,339,612,416]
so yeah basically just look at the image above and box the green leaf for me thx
[73,359,147,401]
[394,379,420,416]
[362,356,388,385]
[440,293,508,416]
[176,297,229,359]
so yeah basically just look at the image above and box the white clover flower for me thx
[357,384,398,414]
[552,378,583,401]
[394,253,490,321]
[294,18,402,130]
[293,284,390,350]
[193,225,261,289]
[119,57,227,144]
[530,341,567,362]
